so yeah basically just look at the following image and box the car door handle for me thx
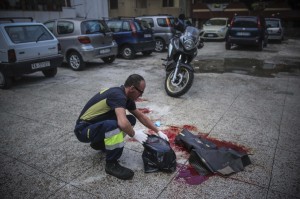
[48,47,56,50]
[19,51,25,54]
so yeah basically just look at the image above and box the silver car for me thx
[136,15,176,52]
[265,18,284,43]
[44,18,118,71]
[200,18,229,40]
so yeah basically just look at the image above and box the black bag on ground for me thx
[142,135,176,173]
[175,129,251,176]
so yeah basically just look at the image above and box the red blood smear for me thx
[127,122,251,185]
[176,164,212,185]
[138,108,151,114]
[182,125,198,132]
[201,135,250,154]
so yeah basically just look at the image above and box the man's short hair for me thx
[124,74,144,88]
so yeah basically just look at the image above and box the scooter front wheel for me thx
[165,67,194,97]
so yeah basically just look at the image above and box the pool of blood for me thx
[162,125,251,185]
[127,119,250,185]
[176,164,213,185]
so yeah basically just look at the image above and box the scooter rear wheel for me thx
[165,67,194,97]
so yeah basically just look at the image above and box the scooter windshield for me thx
[181,26,200,50]
[183,26,200,43]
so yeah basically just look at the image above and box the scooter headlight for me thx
[183,38,195,50]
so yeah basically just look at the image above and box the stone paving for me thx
[0,40,299,199]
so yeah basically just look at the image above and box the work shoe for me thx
[105,161,134,180]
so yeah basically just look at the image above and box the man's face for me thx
[129,80,145,100]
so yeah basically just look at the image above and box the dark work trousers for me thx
[74,115,136,163]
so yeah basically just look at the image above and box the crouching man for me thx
[74,74,169,180]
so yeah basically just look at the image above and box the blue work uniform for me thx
[74,86,136,163]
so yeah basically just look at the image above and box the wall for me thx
[109,0,187,18]
[0,7,76,23]
[72,0,108,19]
[0,0,109,22]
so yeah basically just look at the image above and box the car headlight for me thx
[218,27,226,33]
[183,39,195,50]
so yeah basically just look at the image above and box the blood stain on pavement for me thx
[160,125,251,185]
[176,164,213,185]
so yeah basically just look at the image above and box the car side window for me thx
[141,18,154,27]
[57,21,74,34]
[107,21,122,32]
[157,18,168,27]
[122,21,131,31]
[44,21,55,33]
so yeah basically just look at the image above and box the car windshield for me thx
[5,25,53,44]
[205,19,226,26]
[266,20,279,28]
[82,20,110,34]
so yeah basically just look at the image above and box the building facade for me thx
[0,0,109,22]
[108,0,191,19]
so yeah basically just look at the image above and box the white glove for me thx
[133,129,148,144]
[158,131,169,142]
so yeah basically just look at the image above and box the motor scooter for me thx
[162,26,203,97]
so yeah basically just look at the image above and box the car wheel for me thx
[68,51,85,71]
[42,67,57,77]
[225,41,231,50]
[263,38,267,47]
[155,38,165,52]
[102,55,116,64]
[0,71,12,89]
[142,51,152,56]
[121,45,135,59]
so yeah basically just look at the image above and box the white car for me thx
[0,17,63,89]
[266,18,284,43]
[200,18,229,40]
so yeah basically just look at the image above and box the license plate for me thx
[207,34,214,37]
[31,61,50,69]
[100,48,111,54]
[144,34,151,38]
[236,32,250,36]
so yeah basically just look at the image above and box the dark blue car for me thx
[106,18,156,59]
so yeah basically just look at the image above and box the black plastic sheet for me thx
[142,135,176,173]
[175,129,251,176]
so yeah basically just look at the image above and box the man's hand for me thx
[133,129,148,144]
[158,131,169,142]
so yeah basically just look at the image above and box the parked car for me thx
[136,15,176,52]
[44,18,118,71]
[0,17,63,89]
[200,17,229,40]
[265,18,284,43]
[225,15,268,51]
[106,18,156,59]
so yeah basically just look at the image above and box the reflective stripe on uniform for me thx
[104,128,124,150]
[87,128,90,139]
